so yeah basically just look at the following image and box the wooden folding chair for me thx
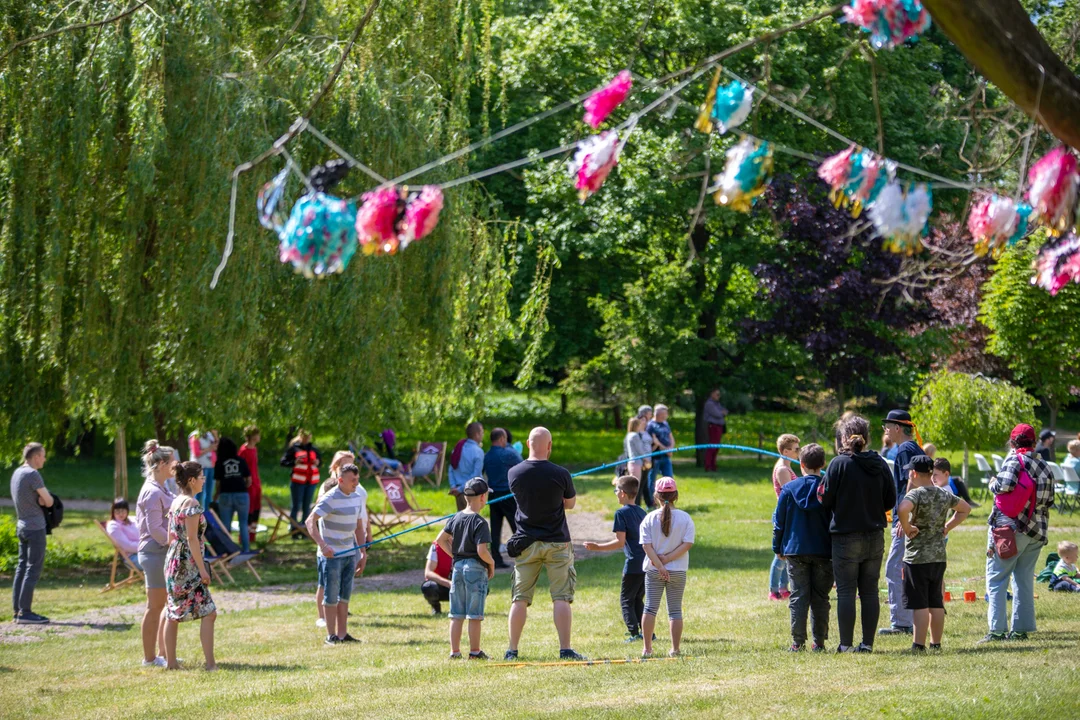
[205,509,263,582]
[371,474,432,539]
[94,521,145,593]
[264,497,314,545]
[409,441,446,489]
[356,446,414,485]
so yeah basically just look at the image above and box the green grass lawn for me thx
[1,451,1078,718]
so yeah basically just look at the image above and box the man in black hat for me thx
[879,410,923,636]
[1036,429,1057,463]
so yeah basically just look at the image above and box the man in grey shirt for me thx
[10,442,53,624]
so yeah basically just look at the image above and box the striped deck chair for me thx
[204,509,263,583]
[371,474,431,540]
[94,521,145,593]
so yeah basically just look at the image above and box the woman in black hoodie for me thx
[817,415,897,653]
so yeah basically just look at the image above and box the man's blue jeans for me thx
[217,492,251,552]
[648,455,674,498]
[986,528,1044,635]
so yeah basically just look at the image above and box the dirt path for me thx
[0,511,614,644]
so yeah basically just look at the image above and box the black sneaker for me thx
[837,644,854,653]
[928,643,942,652]
[976,632,1007,644]
[15,612,49,625]
[910,643,926,654]
[854,643,874,653]
[503,649,518,661]
[788,643,804,652]
[877,626,912,636]
[339,634,360,643]
[468,651,489,660]
[1007,631,1029,641]
[811,644,826,653]
[324,636,341,646]
[559,649,587,661]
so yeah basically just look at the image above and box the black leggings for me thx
[832,531,884,648]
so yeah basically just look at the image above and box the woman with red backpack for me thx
[980,424,1056,644]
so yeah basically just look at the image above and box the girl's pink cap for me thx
[655,477,677,493]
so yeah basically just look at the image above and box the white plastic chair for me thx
[975,454,994,499]
[992,454,1005,473]
[1061,465,1080,514]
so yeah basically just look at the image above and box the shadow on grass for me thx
[47,620,133,633]
[215,662,306,672]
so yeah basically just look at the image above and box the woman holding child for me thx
[817,415,896,653]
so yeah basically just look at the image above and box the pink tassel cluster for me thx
[844,0,932,50]
[570,132,621,202]
[583,70,632,129]
[817,145,891,217]
[967,195,1031,257]
[1033,234,1080,296]
[1026,147,1080,236]
[356,185,444,255]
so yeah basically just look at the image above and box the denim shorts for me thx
[316,555,327,586]
[449,558,489,620]
[322,553,358,605]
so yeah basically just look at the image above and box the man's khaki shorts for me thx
[511,541,576,605]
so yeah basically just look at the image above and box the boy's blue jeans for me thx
[986,528,1044,634]
[769,554,790,593]
[196,466,215,509]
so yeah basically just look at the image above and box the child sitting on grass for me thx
[1050,541,1080,593]
[772,443,831,652]
[435,477,496,660]
[584,475,649,641]
[769,434,800,600]
[897,455,971,653]
[640,477,695,658]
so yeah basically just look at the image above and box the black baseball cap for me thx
[464,477,489,496]
[1040,429,1056,441]
[903,455,934,474]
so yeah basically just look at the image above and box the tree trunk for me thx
[689,223,723,468]
[612,404,623,431]
[560,393,568,415]
[114,427,128,499]
[1047,397,1059,430]
[835,381,846,416]
[922,0,1080,148]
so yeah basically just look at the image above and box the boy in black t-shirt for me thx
[436,477,495,660]
[584,475,649,640]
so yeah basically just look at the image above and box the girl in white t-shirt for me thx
[640,477,695,658]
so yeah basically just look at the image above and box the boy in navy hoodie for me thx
[773,443,832,652]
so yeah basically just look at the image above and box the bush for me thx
[0,515,17,572]
[0,514,110,572]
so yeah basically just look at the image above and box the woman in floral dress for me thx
[163,461,217,671]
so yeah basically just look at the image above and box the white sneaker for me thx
[315,618,327,628]
[141,657,166,668]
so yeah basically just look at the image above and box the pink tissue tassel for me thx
[356,187,400,249]
[1026,146,1080,236]
[583,70,632,129]
[401,186,444,243]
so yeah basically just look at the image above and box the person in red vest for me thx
[281,430,322,537]
[421,541,453,614]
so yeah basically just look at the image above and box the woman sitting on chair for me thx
[107,498,142,571]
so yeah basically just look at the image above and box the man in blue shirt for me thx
[879,409,923,636]
[449,422,484,512]
[646,404,676,501]
[483,428,523,568]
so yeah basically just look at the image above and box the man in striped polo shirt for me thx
[307,463,367,645]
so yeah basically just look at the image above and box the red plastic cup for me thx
[964,590,977,602]
[944,591,952,602]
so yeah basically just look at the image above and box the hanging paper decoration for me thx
[357,185,445,255]
[1033,233,1080,295]
[694,68,723,134]
[276,160,358,278]
[583,70,632,129]
[967,195,1032,257]
[870,181,932,254]
[817,146,891,217]
[257,164,290,234]
[709,81,754,135]
[711,138,774,212]
[844,0,932,50]
[570,131,622,202]
[401,186,445,244]
[1026,146,1080,236]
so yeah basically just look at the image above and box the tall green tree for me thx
[980,240,1080,428]
[0,0,513,457]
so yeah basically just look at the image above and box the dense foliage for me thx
[911,370,1037,455]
